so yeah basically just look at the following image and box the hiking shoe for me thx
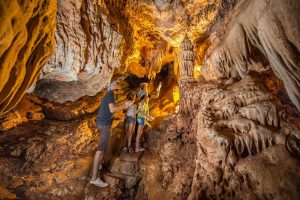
[122,147,128,152]
[90,178,108,187]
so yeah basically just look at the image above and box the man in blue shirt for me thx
[90,80,132,187]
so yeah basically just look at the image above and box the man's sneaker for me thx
[122,147,128,152]
[135,147,145,152]
[90,178,108,187]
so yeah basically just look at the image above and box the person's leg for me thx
[128,122,134,147]
[135,123,144,151]
[91,151,103,181]
[124,122,129,147]
[91,125,110,182]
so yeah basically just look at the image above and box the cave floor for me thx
[0,116,169,199]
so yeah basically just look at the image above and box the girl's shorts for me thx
[137,117,145,125]
[125,117,135,124]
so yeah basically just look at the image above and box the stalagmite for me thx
[179,35,196,86]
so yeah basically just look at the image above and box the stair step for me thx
[84,183,122,200]
[103,173,125,188]
[105,172,141,189]
[109,157,139,175]
[119,151,143,162]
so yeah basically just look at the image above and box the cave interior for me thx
[0,0,299,199]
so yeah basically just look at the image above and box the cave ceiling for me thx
[102,0,226,78]
[32,0,230,103]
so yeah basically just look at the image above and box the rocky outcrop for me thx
[158,72,300,199]
[0,94,44,132]
[0,115,99,199]
[0,0,56,116]
[202,0,300,111]
[34,0,123,103]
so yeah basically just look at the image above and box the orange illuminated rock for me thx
[34,0,123,103]
[202,0,300,111]
[0,0,56,116]
[0,94,44,131]
[158,72,300,199]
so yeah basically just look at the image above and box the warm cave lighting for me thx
[0,0,299,199]
[194,65,202,79]
[173,86,180,103]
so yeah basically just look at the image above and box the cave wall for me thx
[158,72,300,200]
[0,0,56,116]
[0,0,299,199]
[34,0,123,103]
[202,0,300,111]
[154,0,300,199]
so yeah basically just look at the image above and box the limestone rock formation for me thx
[0,94,44,132]
[0,0,56,116]
[0,115,99,199]
[158,72,300,199]
[34,0,123,103]
[202,0,300,111]
[0,0,300,199]
[179,35,196,85]
[106,0,232,79]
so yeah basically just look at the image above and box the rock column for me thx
[178,35,197,113]
[179,35,196,86]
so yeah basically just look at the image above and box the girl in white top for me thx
[123,92,137,153]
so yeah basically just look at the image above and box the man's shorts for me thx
[125,117,135,124]
[137,117,145,126]
[97,125,110,152]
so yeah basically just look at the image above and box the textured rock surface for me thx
[120,0,233,79]
[0,0,299,199]
[0,0,56,116]
[0,115,99,199]
[202,0,300,111]
[157,73,300,199]
[34,0,231,103]
[34,0,123,103]
[0,94,44,132]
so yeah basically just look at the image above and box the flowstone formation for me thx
[202,0,300,111]
[158,72,300,199]
[0,0,56,116]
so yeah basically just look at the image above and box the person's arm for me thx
[149,82,162,99]
[135,108,141,115]
[109,101,131,113]
[145,104,150,116]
